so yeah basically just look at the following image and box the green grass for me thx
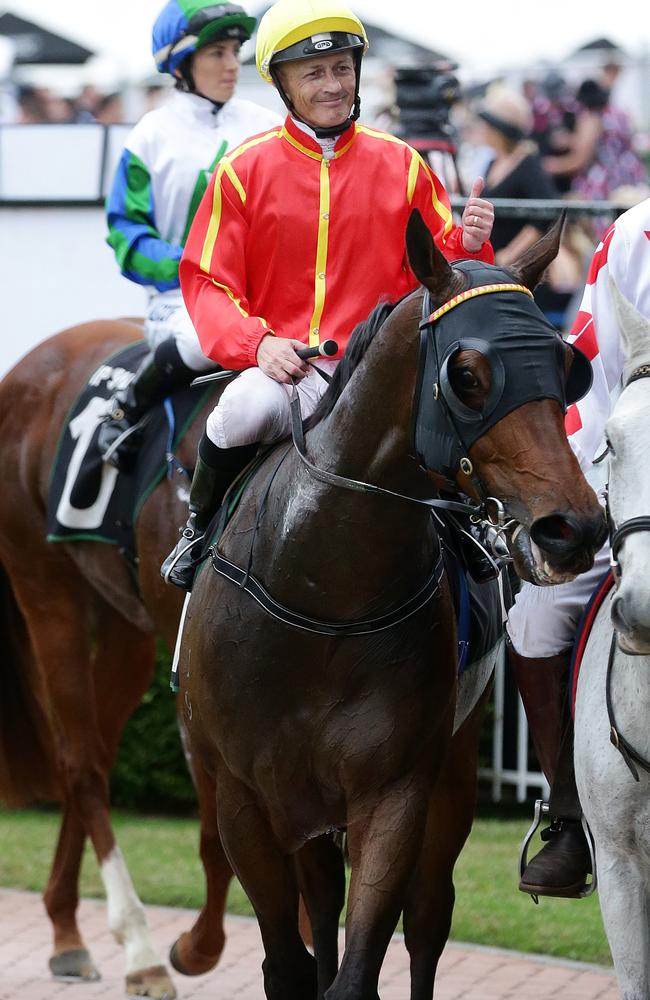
[0,806,612,966]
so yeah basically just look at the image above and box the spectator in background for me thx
[94,92,125,125]
[475,86,557,265]
[543,79,649,210]
[530,72,578,194]
[75,84,102,122]
[473,85,590,330]
[16,84,51,123]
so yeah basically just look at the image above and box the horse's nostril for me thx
[530,514,576,549]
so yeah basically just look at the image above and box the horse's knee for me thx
[61,759,108,812]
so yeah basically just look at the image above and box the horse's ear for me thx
[406,209,459,303]
[510,210,567,290]
[609,275,650,373]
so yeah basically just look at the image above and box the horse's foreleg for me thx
[294,834,346,998]
[215,762,318,1000]
[326,776,431,1000]
[595,851,650,1000]
[403,694,488,1000]
[170,754,234,976]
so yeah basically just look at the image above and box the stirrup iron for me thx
[519,798,598,902]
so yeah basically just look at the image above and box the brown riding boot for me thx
[508,644,591,898]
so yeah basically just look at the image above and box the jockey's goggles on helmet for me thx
[153,0,256,76]
[269,30,365,69]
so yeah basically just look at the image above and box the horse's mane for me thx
[304,298,402,430]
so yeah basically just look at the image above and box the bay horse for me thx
[575,284,650,1000]
[0,209,602,1000]
[175,210,606,1000]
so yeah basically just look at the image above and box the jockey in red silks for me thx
[162,0,495,589]
[510,197,650,899]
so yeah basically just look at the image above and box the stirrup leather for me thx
[518,798,598,902]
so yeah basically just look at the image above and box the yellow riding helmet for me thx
[256,0,368,85]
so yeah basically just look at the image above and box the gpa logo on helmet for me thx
[314,39,333,50]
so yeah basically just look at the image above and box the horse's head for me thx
[605,280,650,653]
[406,209,607,585]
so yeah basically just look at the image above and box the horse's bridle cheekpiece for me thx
[604,361,650,781]
[412,260,593,489]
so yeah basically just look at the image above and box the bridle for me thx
[607,363,650,585]
[604,362,650,780]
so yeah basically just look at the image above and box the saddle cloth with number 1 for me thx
[46,341,210,566]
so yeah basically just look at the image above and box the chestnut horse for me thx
[175,211,606,1000]
[0,211,603,1000]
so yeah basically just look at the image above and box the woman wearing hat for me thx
[475,86,558,266]
[99,1,282,470]
[161,0,495,589]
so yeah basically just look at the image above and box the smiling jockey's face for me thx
[277,51,355,130]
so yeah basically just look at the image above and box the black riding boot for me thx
[98,338,198,471]
[508,645,592,898]
[161,435,256,591]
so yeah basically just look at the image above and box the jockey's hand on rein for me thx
[256,334,310,384]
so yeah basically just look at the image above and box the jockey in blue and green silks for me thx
[100,0,282,471]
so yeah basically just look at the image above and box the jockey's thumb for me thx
[468,177,484,200]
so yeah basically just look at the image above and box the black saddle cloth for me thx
[46,341,211,565]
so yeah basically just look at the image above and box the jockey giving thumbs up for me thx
[461,177,495,253]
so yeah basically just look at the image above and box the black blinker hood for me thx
[411,259,593,481]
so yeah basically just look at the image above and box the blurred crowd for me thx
[3,81,168,125]
[2,58,649,331]
[388,60,650,327]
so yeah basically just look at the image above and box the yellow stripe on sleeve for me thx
[415,151,453,235]
[210,279,250,318]
[407,148,420,204]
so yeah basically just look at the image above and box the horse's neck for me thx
[312,320,419,490]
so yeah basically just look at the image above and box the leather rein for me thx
[605,362,650,780]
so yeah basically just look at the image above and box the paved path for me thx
[0,889,618,999]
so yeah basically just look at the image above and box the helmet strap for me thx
[175,61,225,113]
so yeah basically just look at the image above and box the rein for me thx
[604,361,650,779]
[208,280,550,637]
[605,632,650,781]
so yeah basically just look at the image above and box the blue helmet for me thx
[153,1,257,76]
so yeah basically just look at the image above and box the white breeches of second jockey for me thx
[506,542,611,657]
[206,360,338,449]
[144,290,214,372]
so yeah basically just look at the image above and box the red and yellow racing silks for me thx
[180,116,494,369]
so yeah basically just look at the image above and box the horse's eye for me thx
[605,435,615,457]
[455,368,480,390]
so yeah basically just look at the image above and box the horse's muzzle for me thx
[514,510,608,585]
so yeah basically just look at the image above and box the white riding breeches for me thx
[205,360,338,449]
[144,290,214,372]
[506,541,611,657]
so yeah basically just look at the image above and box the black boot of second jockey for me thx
[508,644,592,899]
[161,434,256,591]
[98,338,198,471]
